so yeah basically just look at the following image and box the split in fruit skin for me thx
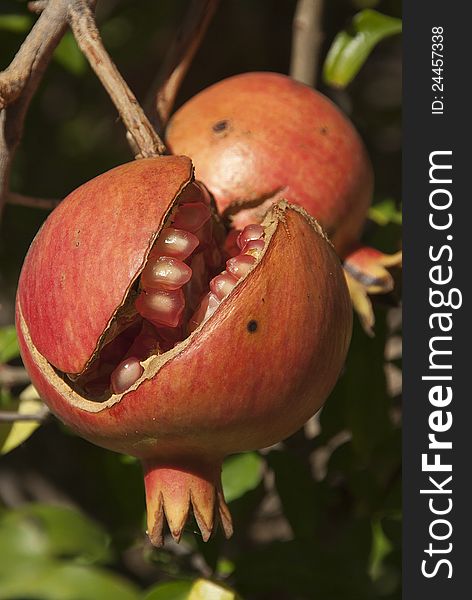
[78,198,266,397]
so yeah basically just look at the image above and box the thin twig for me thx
[7,192,60,210]
[28,1,49,14]
[148,0,219,132]
[0,407,50,423]
[0,0,77,220]
[290,0,324,87]
[0,366,31,388]
[67,0,166,158]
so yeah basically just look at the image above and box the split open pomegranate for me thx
[16,156,352,546]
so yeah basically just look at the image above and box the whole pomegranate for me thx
[166,72,401,333]
[16,156,352,546]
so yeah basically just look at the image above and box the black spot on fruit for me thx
[213,120,229,133]
[247,320,258,333]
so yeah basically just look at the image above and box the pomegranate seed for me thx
[188,293,220,332]
[151,228,199,260]
[141,256,192,290]
[241,239,265,255]
[135,288,185,328]
[111,357,143,394]
[210,272,239,300]
[226,254,256,278]
[237,224,264,249]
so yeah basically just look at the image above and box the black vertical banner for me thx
[404,2,470,598]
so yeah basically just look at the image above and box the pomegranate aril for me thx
[151,228,199,260]
[141,256,192,290]
[237,224,264,249]
[136,288,185,328]
[210,272,239,300]
[226,254,256,278]
[188,293,220,332]
[172,203,211,233]
[111,357,144,394]
[241,238,265,255]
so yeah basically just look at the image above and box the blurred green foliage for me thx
[0,1,402,598]
[323,9,402,88]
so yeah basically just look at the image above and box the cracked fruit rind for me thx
[16,156,352,546]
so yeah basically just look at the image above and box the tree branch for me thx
[0,365,31,388]
[0,407,50,423]
[148,0,219,132]
[290,0,324,87]
[7,191,60,210]
[28,1,50,15]
[67,0,166,158]
[0,0,75,220]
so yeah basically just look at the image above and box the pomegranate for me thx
[166,72,401,333]
[16,156,352,546]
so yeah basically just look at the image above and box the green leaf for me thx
[369,199,402,226]
[369,518,393,580]
[323,10,402,88]
[0,562,140,600]
[0,14,33,34]
[54,32,88,76]
[0,386,43,455]
[221,452,263,503]
[144,581,193,600]
[0,325,20,362]
[0,504,112,568]
[144,579,241,600]
[189,579,241,600]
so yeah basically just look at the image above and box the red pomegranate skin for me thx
[166,72,374,257]
[16,204,351,461]
[15,157,352,544]
[17,157,193,375]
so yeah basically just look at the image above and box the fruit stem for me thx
[142,456,233,547]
